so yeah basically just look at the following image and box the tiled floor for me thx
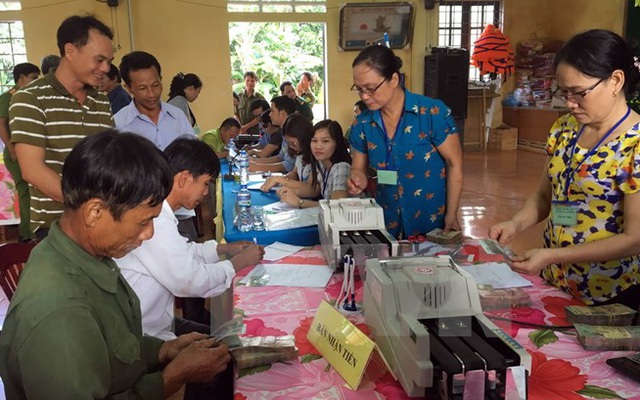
[460,149,547,254]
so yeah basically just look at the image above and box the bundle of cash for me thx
[230,335,299,369]
[565,304,637,326]
[210,316,246,340]
[426,228,463,245]
[575,324,640,351]
[479,288,532,310]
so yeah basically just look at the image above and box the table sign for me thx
[307,300,390,389]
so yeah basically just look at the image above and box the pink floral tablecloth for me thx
[232,246,640,400]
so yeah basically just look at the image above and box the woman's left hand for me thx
[510,248,553,276]
[443,213,461,233]
[277,187,300,207]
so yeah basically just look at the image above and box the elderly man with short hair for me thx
[0,130,232,400]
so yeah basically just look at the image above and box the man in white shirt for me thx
[116,137,264,342]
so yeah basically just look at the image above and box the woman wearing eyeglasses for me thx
[346,45,463,239]
[490,29,640,307]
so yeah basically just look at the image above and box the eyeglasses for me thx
[351,79,387,96]
[552,77,605,103]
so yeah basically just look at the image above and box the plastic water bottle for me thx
[235,149,253,232]
[237,150,249,186]
[235,188,253,232]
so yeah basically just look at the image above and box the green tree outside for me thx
[229,21,325,104]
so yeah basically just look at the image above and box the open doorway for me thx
[228,21,326,122]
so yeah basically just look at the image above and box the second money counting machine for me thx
[364,256,530,399]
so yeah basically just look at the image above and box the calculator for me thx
[606,353,640,383]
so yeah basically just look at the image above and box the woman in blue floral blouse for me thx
[347,45,463,238]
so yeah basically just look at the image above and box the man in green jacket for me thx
[0,130,232,400]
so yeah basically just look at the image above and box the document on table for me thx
[459,262,532,289]
[246,182,282,191]
[262,201,297,213]
[263,242,304,262]
[240,263,333,288]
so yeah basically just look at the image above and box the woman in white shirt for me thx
[278,119,352,208]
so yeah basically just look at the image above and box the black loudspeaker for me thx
[424,49,470,119]
[424,0,436,9]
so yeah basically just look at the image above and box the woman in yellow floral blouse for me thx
[490,29,640,307]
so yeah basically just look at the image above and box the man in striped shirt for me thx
[10,15,115,239]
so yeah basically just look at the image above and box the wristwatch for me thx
[298,199,304,208]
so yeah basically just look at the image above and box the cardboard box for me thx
[488,124,518,151]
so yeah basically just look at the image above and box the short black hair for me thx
[106,63,121,83]
[270,95,296,115]
[119,51,162,87]
[250,98,270,113]
[233,92,240,101]
[220,117,241,130]
[279,81,294,93]
[164,137,220,179]
[62,130,173,221]
[40,54,60,75]
[244,71,258,80]
[259,109,272,125]
[57,15,113,57]
[13,63,40,84]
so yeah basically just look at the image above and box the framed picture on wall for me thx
[339,2,414,51]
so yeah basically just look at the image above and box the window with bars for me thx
[228,0,326,13]
[0,21,26,94]
[438,0,501,82]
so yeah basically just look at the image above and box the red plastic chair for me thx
[0,242,37,301]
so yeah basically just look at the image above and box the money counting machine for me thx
[364,256,530,399]
[318,198,398,270]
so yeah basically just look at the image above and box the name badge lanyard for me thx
[552,106,630,228]
[321,163,331,198]
[382,119,402,171]
[562,106,630,200]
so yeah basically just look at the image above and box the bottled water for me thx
[235,188,253,232]
[237,150,249,186]
[235,152,253,232]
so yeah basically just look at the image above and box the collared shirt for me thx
[201,128,226,153]
[0,222,165,399]
[294,155,311,182]
[237,89,264,134]
[299,90,316,107]
[278,140,296,172]
[10,72,114,232]
[117,201,235,340]
[107,84,132,115]
[349,89,457,238]
[0,85,17,120]
[114,100,195,150]
[318,161,350,199]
